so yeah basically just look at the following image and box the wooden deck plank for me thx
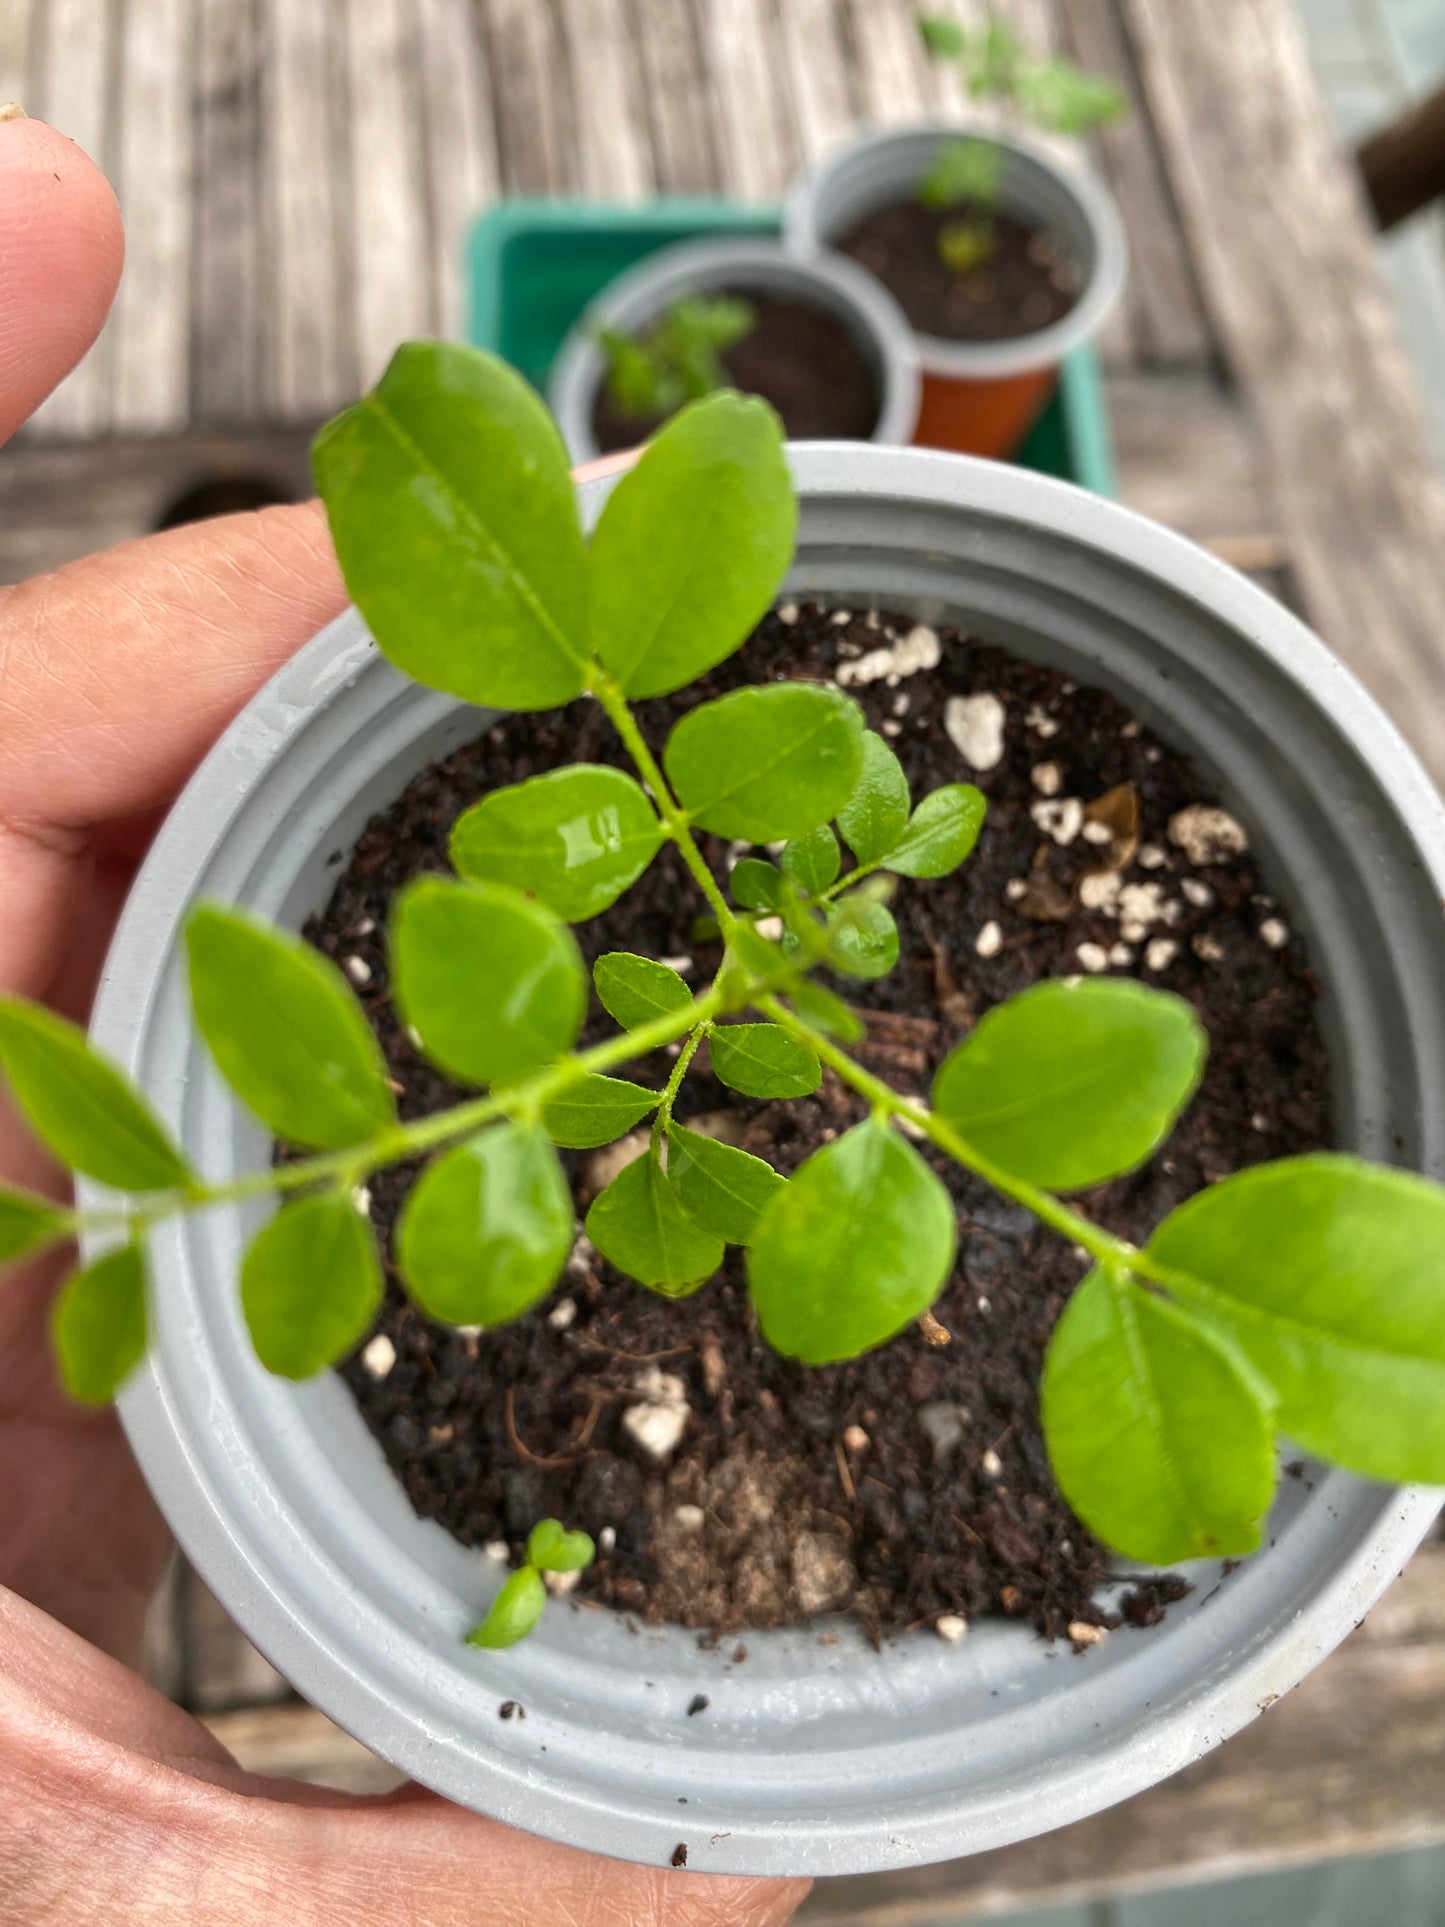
[838,0,933,131]
[0,0,36,109]
[698,0,799,199]
[481,0,574,196]
[1122,0,1445,787]
[415,0,501,339]
[776,0,858,167]
[193,0,265,422]
[626,0,720,193]
[557,0,653,201]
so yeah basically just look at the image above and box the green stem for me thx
[651,1024,707,1150]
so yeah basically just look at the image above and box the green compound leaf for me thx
[826,897,899,981]
[593,952,692,1031]
[588,392,796,698]
[1149,1154,1445,1485]
[450,766,663,923]
[51,1244,148,1405]
[527,1518,596,1573]
[1041,1268,1275,1566]
[541,1074,659,1149]
[731,857,784,912]
[1017,61,1125,135]
[393,877,586,1087]
[932,978,1206,1192]
[312,342,588,709]
[467,1565,547,1650]
[666,1122,785,1244]
[917,12,968,59]
[186,903,395,1150]
[0,1183,71,1267]
[240,1192,383,1380]
[785,978,865,1044]
[586,1150,723,1294]
[780,825,840,898]
[884,784,987,878]
[664,684,865,842]
[837,731,911,866]
[398,1122,573,1327]
[710,1023,821,1100]
[0,997,192,1194]
[748,1118,956,1364]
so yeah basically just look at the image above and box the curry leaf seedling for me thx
[597,293,756,423]
[7,344,1445,1660]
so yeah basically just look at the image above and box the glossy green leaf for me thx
[241,1192,383,1379]
[781,825,840,898]
[587,392,796,698]
[186,903,395,1149]
[826,898,899,980]
[884,784,987,878]
[664,684,865,842]
[586,1150,723,1293]
[837,732,911,865]
[0,997,192,1193]
[1041,1268,1275,1565]
[541,1074,659,1149]
[392,877,586,1086]
[593,952,692,1031]
[51,1244,148,1405]
[312,341,588,709]
[731,857,784,912]
[785,978,865,1044]
[0,1183,71,1267]
[449,766,663,922]
[527,1518,596,1573]
[747,1118,956,1363]
[932,979,1206,1191]
[467,1566,547,1649]
[397,1123,573,1326]
[709,1023,821,1099]
[667,1122,785,1244]
[1150,1154,1445,1484]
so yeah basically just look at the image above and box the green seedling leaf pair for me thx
[467,1515,597,1650]
[917,14,1124,133]
[597,293,756,421]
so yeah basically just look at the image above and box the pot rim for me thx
[785,121,1128,380]
[88,445,1445,1877]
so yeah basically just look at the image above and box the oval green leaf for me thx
[826,898,899,980]
[541,1074,659,1149]
[666,1122,786,1244]
[398,1122,573,1327]
[932,978,1206,1192]
[1041,1268,1276,1566]
[884,784,987,878]
[664,684,865,842]
[785,977,865,1044]
[709,1023,821,1099]
[593,952,692,1031]
[527,1518,596,1573]
[1149,1154,1445,1484]
[0,997,192,1193]
[51,1244,148,1405]
[312,341,587,709]
[0,1183,71,1267]
[467,1565,547,1649]
[585,1150,723,1292]
[587,392,796,698]
[781,825,840,898]
[747,1118,956,1363]
[186,902,395,1150]
[837,732,911,865]
[450,766,663,922]
[241,1191,383,1379]
[392,877,586,1086]
[731,858,784,912]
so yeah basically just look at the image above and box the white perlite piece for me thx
[1169,804,1249,864]
[755,915,784,940]
[1005,877,1028,901]
[547,1296,577,1331]
[981,1448,1003,1477]
[1260,917,1289,949]
[598,1526,617,1553]
[935,1614,969,1643]
[1075,942,1110,973]
[1146,938,1179,971]
[1031,761,1062,797]
[1108,942,1134,966]
[882,721,902,738]
[1081,820,1113,847]
[1025,703,1059,739]
[659,953,694,975]
[892,692,910,716]
[944,692,1006,771]
[1068,1621,1108,1647]
[1137,843,1167,870]
[975,920,1003,958]
[836,623,940,687]
[484,1539,510,1562]
[831,608,853,625]
[1181,878,1214,908]
[1078,870,1121,913]
[1193,933,1226,963]
[544,1569,582,1597]
[343,954,372,986]
[361,1334,396,1379]
[777,600,799,624]
[842,1424,870,1453]
[621,1367,690,1463]
[351,1184,372,1215]
[1031,796,1084,845]
[674,1504,706,1532]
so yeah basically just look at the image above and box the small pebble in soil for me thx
[1145,938,1179,972]
[1067,1621,1108,1648]
[842,1424,870,1453]
[981,1449,1004,1478]
[1169,803,1249,864]
[1193,933,1226,963]
[1076,942,1109,973]
[621,1369,690,1463]
[1260,917,1289,949]
[675,1504,706,1532]
[544,1569,581,1596]
[360,1334,395,1380]
[935,1614,969,1643]
[343,954,372,985]
[485,1540,509,1561]
[599,1526,617,1553]
[943,692,1006,770]
[1031,761,1062,796]
[687,1695,709,1717]
[1181,877,1214,908]
[1031,796,1084,845]
[547,1296,577,1330]
[1138,842,1167,869]
[499,1701,525,1720]
[974,920,1003,958]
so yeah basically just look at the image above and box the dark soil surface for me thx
[590,291,880,453]
[836,199,1079,343]
[313,602,1332,1643]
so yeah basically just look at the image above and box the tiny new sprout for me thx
[7,343,1445,1664]
[597,293,756,421]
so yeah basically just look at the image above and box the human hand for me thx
[0,114,808,1925]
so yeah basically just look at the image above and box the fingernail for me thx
[0,104,27,121]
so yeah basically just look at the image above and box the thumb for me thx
[0,111,123,446]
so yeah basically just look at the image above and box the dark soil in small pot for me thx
[837,200,1081,343]
[589,291,882,454]
[306,604,1331,1646]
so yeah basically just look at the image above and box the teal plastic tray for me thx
[467,197,1115,495]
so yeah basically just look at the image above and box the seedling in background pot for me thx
[596,292,756,422]
[7,343,1445,1662]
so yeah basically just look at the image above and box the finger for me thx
[0,114,124,446]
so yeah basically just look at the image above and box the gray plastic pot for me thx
[87,446,1445,1880]
[786,124,1126,455]
[548,236,921,460]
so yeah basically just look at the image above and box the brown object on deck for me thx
[1358,82,1445,231]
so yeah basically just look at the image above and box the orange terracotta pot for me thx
[914,363,1057,457]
